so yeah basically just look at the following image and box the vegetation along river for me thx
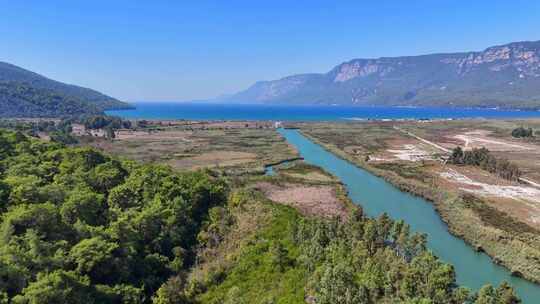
[277,128,540,303]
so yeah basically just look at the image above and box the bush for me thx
[511,127,534,138]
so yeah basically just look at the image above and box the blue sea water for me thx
[107,102,540,121]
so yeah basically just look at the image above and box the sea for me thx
[107,102,540,121]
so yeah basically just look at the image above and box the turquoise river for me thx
[277,128,540,303]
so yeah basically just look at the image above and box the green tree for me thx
[60,189,106,226]
[475,285,497,304]
[269,242,290,272]
[1,203,66,242]
[11,270,95,304]
[69,237,118,283]
[314,263,363,304]
[495,282,521,304]
[152,276,190,304]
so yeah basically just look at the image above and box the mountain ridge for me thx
[0,61,132,117]
[226,40,540,109]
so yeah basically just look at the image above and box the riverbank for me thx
[188,151,515,303]
[295,121,540,285]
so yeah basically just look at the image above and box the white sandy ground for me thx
[453,133,534,151]
[387,144,435,161]
[369,156,393,162]
[440,169,540,223]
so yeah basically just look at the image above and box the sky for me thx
[1,0,540,102]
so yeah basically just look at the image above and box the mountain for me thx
[227,40,540,109]
[0,62,132,117]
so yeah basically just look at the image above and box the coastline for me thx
[106,103,540,122]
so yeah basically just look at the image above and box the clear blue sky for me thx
[1,0,539,101]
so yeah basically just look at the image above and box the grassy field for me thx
[296,119,540,284]
[81,121,298,175]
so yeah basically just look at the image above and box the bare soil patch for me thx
[254,182,348,219]
[387,144,435,162]
[437,166,540,228]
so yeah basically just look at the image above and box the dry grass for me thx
[83,122,297,172]
[168,151,258,170]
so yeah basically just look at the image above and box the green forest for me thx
[0,129,227,303]
[0,129,521,303]
[0,82,104,117]
[0,61,132,118]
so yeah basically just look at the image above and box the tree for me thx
[224,286,245,304]
[3,175,43,206]
[449,146,464,164]
[0,260,27,299]
[11,270,95,304]
[511,127,534,138]
[69,237,118,283]
[495,282,521,304]
[475,284,497,304]
[269,242,290,272]
[1,203,66,242]
[89,161,126,193]
[60,189,105,226]
[104,126,115,140]
[313,263,363,304]
[152,276,190,304]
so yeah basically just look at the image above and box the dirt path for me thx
[393,126,451,153]
[453,133,534,151]
[521,177,540,189]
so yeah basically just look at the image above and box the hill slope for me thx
[0,62,132,117]
[227,40,540,109]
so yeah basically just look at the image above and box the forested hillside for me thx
[0,130,520,303]
[0,129,227,303]
[0,62,132,117]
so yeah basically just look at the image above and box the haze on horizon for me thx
[2,0,539,102]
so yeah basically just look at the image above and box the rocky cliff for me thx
[227,41,540,109]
